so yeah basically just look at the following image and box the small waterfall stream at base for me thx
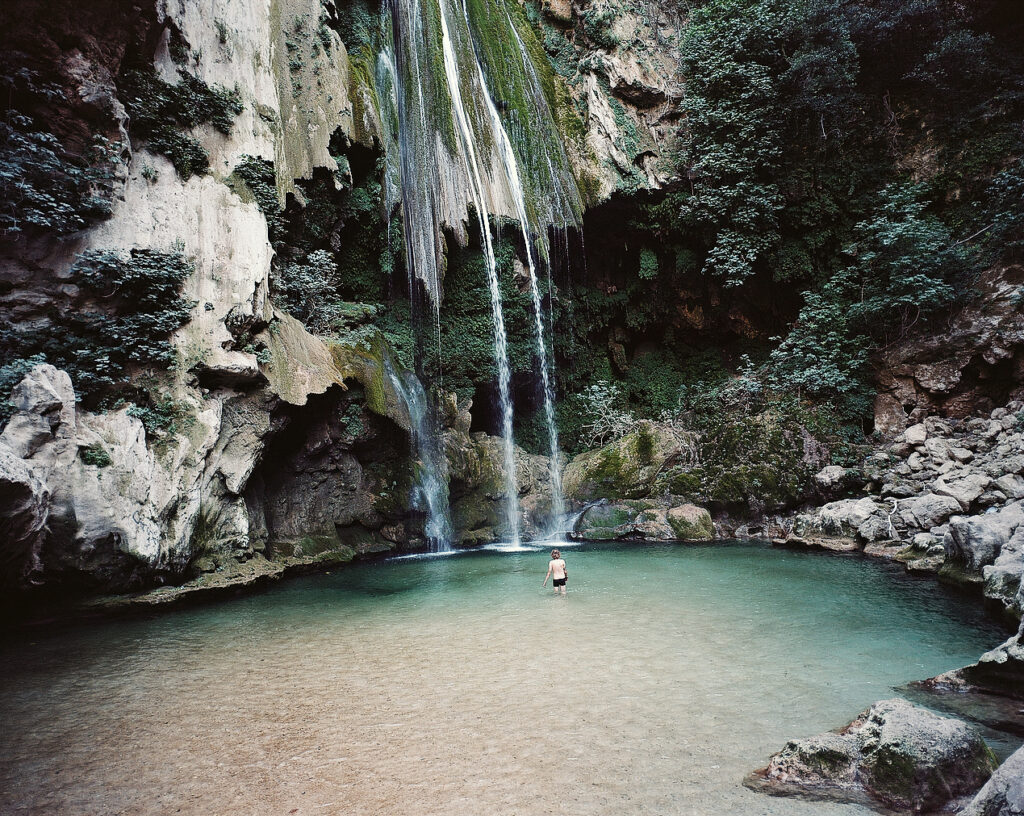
[383,356,453,552]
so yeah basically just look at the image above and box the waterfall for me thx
[383,356,453,551]
[435,0,521,545]
[463,6,566,531]
[384,0,585,543]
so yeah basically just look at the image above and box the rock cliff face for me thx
[535,0,684,197]
[873,265,1024,434]
[0,0,579,599]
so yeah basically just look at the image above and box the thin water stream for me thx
[0,542,1015,816]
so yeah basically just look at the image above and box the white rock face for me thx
[959,744,1024,816]
[0,365,228,584]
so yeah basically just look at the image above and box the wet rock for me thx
[957,614,1024,699]
[573,498,711,542]
[959,744,1024,816]
[750,699,996,812]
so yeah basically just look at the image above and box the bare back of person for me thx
[542,549,568,594]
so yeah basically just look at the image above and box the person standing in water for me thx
[542,549,568,595]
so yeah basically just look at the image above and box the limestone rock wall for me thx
[535,0,684,198]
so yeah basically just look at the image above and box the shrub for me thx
[120,68,242,179]
[0,68,120,237]
[0,248,195,408]
[79,443,113,467]
[579,380,634,447]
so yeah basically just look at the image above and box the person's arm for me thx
[542,563,552,586]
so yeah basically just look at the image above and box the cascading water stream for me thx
[435,0,521,546]
[385,0,589,544]
[383,356,453,551]
[461,19,566,531]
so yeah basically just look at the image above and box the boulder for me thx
[935,471,993,510]
[563,421,689,501]
[958,744,1024,816]
[574,500,656,540]
[812,465,861,499]
[794,497,885,540]
[897,493,963,531]
[983,526,1024,615]
[750,699,996,812]
[942,502,1024,585]
[905,423,928,445]
[667,503,713,540]
[573,499,712,542]
[995,474,1024,500]
[960,614,1024,697]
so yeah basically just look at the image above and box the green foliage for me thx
[79,443,113,468]
[120,68,242,179]
[578,380,634,447]
[580,7,619,50]
[0,354,46,426]
[764,183,969,421]
[656,392,860,511]
[228,155,283,241]
[0,248,195,408]
[677,0,794,286]
[0,67,120,237]
[127,396,192,437]
[422,234,537,403]
[273,249,340,333]
[637,248,658,280]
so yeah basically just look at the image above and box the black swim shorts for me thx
[553,577,566,587]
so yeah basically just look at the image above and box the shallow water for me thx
[0,542,1014,816]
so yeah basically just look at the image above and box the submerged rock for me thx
[750,698,996,812]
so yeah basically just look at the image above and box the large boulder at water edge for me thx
[959,744,1024,816]
[572,498,712,542]
[941,502,1024,590]
[749,698,997,812]
[445,430,555,545]
[562,421,688,501]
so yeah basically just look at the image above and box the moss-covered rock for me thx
[573,498,712,542]
[751,698,997,812]
[667,504,713,540]
[563,421,684,501]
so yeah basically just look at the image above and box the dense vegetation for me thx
[0,247,195,421]
[552,0,1024,458]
